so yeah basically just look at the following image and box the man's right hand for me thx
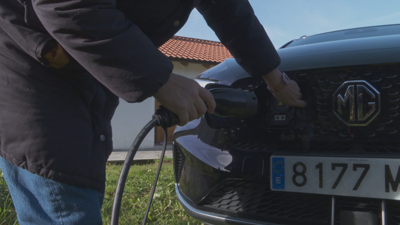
[154,73,216,126]
[262,68,306,108]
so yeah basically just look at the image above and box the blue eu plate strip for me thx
[271,157,285,190]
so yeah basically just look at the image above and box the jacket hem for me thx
[0,151,105,193]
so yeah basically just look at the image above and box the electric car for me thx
[173,24,400,225]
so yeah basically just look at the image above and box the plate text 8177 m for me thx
[271,156,400,200]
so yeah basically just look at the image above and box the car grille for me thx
[334,197,400,225]
[200,179,331,225]
[334,196,382,224]
[200,179,400,225]
[387,200,400,224]
[226,139,400,154]
[224,63,400,152]
[173,144,185,183]
[292,63,400,141]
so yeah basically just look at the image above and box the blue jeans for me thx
[0,156,104,225]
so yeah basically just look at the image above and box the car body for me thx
[173,24,400,225]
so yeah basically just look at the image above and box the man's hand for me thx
[154,73,216,126]
[262,68,306,108]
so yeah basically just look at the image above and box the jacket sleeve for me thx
[0,0,53,66]
[197,0,281,77]
[32,0,172,103]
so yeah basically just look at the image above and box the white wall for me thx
[172,61,210,79]
[111,97,155,150]
[111,61,212,150]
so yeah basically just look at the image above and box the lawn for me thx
[0,158,203,225]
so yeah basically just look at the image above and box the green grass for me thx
[0,171,17,225]
[0,158,203,225]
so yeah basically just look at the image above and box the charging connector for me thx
[153,105,180,128]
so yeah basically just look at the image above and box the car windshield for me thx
[286,24,400,48]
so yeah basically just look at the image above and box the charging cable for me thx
[111,106,179,225]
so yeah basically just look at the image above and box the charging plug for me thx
[206,87,258,128]
[209,88,258,118]
[153,87,258,128]
[153,106,180,128]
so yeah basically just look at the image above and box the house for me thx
[111,36,233,150]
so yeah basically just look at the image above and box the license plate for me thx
[270,156,400,200]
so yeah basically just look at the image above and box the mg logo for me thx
[333,80,380,126]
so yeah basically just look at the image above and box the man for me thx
[0,0,305,224]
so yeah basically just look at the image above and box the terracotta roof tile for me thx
[158,36,233,63]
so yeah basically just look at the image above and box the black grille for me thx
[200,180,400,225]
[223,64,400,153]
[201,180,331,224]
[293,64,400,141]
[333,197,400,225]
[387,200,400,224]
[310,142,400,153]
[227,139,400,154]
[334,196,382,225]
[173,144,185,183]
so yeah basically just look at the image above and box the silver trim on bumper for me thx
[175,184,280,225]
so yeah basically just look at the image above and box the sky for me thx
[176,0,400,49]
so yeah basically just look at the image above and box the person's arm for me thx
[197,0,305,107]
[32,0,172,103]
[197,0,280,77]
[32,0,216,125]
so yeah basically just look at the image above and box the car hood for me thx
[198,34,400,85]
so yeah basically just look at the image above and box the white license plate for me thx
[270,155,400,200]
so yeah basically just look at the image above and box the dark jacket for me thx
[0,0,280,193]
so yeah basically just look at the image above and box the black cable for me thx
[111,118,158,225]
[142,126,168,224]
[111,105,178,225]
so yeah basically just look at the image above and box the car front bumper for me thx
[176,184,280,225]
